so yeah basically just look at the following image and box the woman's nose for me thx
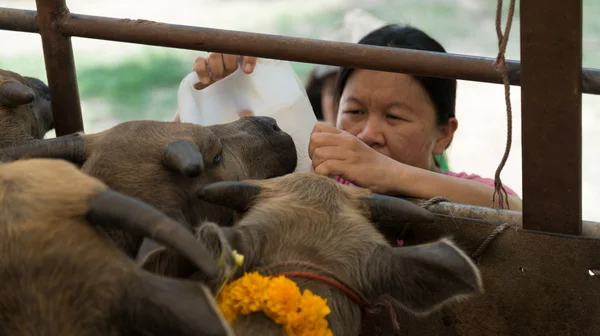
[357,119,385,147]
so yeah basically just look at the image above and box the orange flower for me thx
[216,272,333,336]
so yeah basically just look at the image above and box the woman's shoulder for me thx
[443,170,519,197]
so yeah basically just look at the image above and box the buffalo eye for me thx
[213,151,222,165]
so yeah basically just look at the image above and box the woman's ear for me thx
[433,117,458,156]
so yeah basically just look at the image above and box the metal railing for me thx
[0,0,594,235]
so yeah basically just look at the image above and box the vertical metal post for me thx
[35,0,84,136]
[520,0,583,235]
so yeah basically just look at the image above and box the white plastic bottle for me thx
[176,58,318,173]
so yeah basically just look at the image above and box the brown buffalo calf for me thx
[142,172,484,336]
[0,116,298,258]
[0,158,233,336]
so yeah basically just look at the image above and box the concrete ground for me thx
[2,0,599,221]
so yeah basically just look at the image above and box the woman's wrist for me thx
[380,159,415,196]
[383,161,444,199]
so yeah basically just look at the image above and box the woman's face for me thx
[336,69,457,171]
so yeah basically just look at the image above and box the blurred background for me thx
[2,0,599,221]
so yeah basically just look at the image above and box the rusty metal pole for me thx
[520,0,583,235]
[2,7,600,93]
[35,0,84,136]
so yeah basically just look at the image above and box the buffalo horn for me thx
[362,193,436,237]
[162,139,204,178]
[86,189,218,278]
[198,181,262,213]
[0,135,86,164]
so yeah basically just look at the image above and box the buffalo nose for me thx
[255,116,281,132]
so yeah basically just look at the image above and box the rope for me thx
[418,196,449,208]
[491,0,517,210]
[471,223,513,261]
[416,197,512,262]
[257,260,401,334]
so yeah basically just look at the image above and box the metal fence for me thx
[0,0,597,236]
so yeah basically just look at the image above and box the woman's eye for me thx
[344,110,362,115]
[387,114,405,121]
[213,152,222,164]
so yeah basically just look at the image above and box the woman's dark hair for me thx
[335,24,457,126]
[305,68,338,121]
[305,68,326,120]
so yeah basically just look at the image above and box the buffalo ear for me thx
[129,273,234,336]
[138,223,249,292]
[138,246,198,279]
[366,238,483,316]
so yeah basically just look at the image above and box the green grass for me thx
[77,51,190,121]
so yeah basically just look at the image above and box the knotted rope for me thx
[417,197,513,262]
[491,0,517,210]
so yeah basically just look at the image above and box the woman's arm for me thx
[309,122,522,211]
[385,162,523,211]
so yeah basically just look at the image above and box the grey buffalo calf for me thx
[0,69,54,148]
[0,158,233,336]
[141,172,484,336]
[0,116,298,257]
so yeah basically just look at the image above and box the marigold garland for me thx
[216,271,334,336]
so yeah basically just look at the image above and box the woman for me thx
[174,25,521,210]
[309,24,521,210]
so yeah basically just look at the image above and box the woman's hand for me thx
[171,53,258,123]
[193,54,257,90]
[309,122,402,194]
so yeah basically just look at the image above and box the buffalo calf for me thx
[0,158,233,336]
[142,172,484,336]
[0,117,298,257]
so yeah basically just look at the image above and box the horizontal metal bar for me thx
[0,7,37,33]
[1,7,599,95]
[415,199,600,238]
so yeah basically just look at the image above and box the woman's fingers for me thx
[192,54,258,90]
[222,54,240,74]
[242,57,258,74]
[193,57,212,90]
[312,121,342,135]
[313,159,345,178]
[311,145,347,169]
[309,131,345,159]
[207,53,226,80]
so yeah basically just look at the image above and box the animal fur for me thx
[141,172,484,336]
[0,158,234,336]
[0,69,53,149]
[0,116,298,258]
